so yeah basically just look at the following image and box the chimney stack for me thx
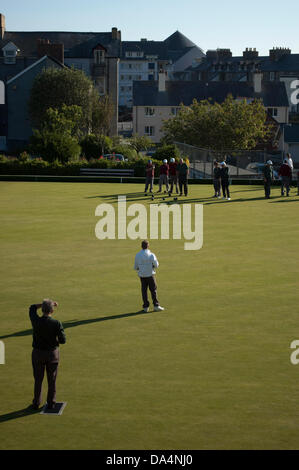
[269,47,291,61]
[0,14,5,40]
[253,72,262,93]
[243,47,259,60]
[37,39,64,64]
[112,27,118,40]
[158,70,167,92]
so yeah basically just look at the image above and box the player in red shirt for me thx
[157,159,169,193]
[279,160,292,196]
[144,160,155,194]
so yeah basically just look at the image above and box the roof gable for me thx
[6,55,65,84]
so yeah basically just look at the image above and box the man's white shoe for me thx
[143,307,149,313]
[227,197,231,201]
[154,305,165,311]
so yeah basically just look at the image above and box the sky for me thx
[2,0,299,56]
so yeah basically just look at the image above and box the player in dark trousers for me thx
[29,299,66,410]
[213,161,221,198]
[168,158,178,195]
[279,159,292,196]
[263,160,274,199]
[177,158,189,196]
[144,160,155,194]
[219,162,231,200]
[134,240,164,313]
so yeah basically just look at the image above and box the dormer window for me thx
[2,41,20,64]
[93,46,106,65]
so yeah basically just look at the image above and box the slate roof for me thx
[121,31,204,62]
[0,31,120,58]
[164,31,197,50]
[284,124,299,143]
[260,54,299,72]
[0,29,203,63]
[0,57,37,82]
[188,53,299,73]
[133,80,289,108]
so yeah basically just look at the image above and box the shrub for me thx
[29,130,81,163]
[112,144,138,160]
[80,134,112,160]
[154,144,180,161]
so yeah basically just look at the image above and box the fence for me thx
[174,142,286,180]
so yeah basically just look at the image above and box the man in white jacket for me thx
[134,240,165,313]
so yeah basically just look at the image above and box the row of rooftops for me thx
[189,47,299,73]
[0,9,298,74]
[132,80,290,108]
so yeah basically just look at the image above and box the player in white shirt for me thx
[134,240,164,313]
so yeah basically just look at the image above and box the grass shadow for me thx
[86,192,148,200]
[0,406,41,423]
[269,198,299,203]
[0,310,148,340]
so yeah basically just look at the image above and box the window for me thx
[148,62,155,70]
[268,107,278,117]
[120,75,125,80]
[148,74,154,80]
[2,42,19,64]
[94,49,105,64]
[145,107,155,116]
[145,126,155,136]
[270,72,275,81]
[171,107,179,116]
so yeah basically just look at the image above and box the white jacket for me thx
[134,249,159,278]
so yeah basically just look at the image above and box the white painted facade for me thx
[133,103,289,143]
[133,105,180,143]
[119,59,158,107]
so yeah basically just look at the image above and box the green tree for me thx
[128,134,153,152]
[162,95,270,151]
[29,67,114,136]
[91,92,114,136]
[29,105,82,162]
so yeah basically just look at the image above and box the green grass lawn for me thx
[0,181,299,450]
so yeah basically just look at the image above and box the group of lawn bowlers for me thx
[145,152,298,201]
[144,157,189,197]
[263,153,298,199]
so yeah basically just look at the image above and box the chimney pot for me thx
[0,13,5,40]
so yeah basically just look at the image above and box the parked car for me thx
[102,153,126,161]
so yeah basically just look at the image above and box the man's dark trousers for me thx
[264,180,271,198]
[140,276,159,308]
[179,176,188,196]
[32,348,59,407]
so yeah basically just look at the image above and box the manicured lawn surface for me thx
[0,181,299,450]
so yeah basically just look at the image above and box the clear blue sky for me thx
[2,0,299,56]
